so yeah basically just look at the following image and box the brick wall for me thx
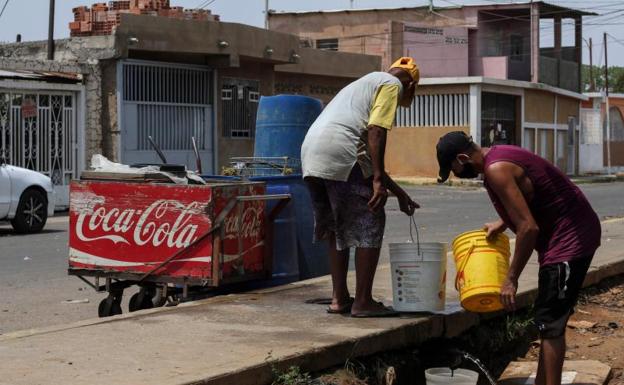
[70,1,220,37]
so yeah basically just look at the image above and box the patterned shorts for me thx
[304,165,385,251]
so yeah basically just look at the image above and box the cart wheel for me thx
[152,288,167,308]
[129,290,155,312]
[98,295,123,318]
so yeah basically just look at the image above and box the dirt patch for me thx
[520,274,624,385]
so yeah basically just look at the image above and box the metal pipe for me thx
[47,0,55,60]
[604,32,612,175]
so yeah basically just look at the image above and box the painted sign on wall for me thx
[403,22,469,78]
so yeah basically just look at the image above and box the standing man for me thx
[436,131,601,385]
[302,57,420,317]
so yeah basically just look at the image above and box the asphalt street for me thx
[1,182,623,334]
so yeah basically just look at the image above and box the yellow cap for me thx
[390,57,420,84]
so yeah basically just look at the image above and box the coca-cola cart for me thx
[68,174,289,317]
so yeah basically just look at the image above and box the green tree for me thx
[582,64,624,93]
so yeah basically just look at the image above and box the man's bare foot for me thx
[327,296,354,314]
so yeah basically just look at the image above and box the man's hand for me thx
[397,193,420,216]
[484,219,507,240]
[368,178,388,212]
[500,277,518,311]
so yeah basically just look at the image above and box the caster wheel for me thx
[129,290,155,312]
[98,295,122,318]
[152,288,167,308]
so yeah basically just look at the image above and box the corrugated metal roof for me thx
[0,69,82,83]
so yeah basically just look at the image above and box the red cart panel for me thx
[68,180,266,283]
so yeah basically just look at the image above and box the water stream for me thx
[459,350,498,385]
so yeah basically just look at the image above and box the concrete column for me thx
[575,17,582,92]
[389,21,405,70]
[530,4,540,83]
[554,16,562,59]
[469,84,482,144]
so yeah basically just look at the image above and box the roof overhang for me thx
[420,76,589,100]
[0,69,82,83]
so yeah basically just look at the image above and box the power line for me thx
[0,0,10,20]
[197,0,217,10]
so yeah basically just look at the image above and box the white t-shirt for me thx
[301,72,402,182]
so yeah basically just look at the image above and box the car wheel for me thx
[10,189,48,234]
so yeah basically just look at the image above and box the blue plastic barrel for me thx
[250,175,329,280]
[254,95,323,160]
[264,183,299,285]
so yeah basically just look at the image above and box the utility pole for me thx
[429,0,434,13]
[47,0,55,60]
[604,32,611,175]
[264,0,269,29]
[589,37,595,92]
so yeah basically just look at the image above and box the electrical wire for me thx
[0,0,10,20]
[198,0,217,10]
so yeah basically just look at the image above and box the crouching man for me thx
[436,132,601,385]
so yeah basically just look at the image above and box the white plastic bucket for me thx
[389,242,447,312]
[425,368,479,385]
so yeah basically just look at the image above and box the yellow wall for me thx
[525,89,555,123]
[557,95,579,124]
[386,126,470,177]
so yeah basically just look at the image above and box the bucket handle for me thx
[454,239,476,291]
[409,214,422,258]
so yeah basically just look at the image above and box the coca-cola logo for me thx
[75,199,207,249]
[223,205,262,240]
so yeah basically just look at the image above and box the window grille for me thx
[221,78,260,138]
[316,38,339,51]
[396,93,470,127]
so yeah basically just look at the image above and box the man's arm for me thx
[366,83,400,212]
[383,172,420,215]
[485,162,539,311]
[368,125,388,212]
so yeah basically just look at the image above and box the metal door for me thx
[119,60,214,172]
[0,91,78,208]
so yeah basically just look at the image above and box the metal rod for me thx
[47,0,55,60]
[147,135,168,164]
[589,38,595,92]
[76,275,98,291]
[191,136,202,174]
[604,32,612,175]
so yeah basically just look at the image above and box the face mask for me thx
[456,161,479,179]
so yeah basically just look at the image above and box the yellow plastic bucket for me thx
[452,230,510,313]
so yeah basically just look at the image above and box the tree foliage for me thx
[582,64,624,93]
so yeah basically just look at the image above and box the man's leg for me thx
[535,336,565,385]
[328,232,351,311]
[351,247,387,313]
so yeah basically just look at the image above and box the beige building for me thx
[1,14,379,204]
[269,1,593,177]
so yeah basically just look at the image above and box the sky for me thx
[0,0,623,66]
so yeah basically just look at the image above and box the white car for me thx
[0,160,55,233]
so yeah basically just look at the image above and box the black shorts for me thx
[534,256,593,339]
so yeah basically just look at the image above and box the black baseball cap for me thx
[436,131,474,183]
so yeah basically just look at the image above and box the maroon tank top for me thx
[484,145,601,266]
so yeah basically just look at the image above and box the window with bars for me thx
[221,78,260,138]
[316,38,339,51]
[395,93,470,127]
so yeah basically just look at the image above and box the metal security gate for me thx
[0,90,77,207]
[119,60,214,172]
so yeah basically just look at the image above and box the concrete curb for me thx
[184,257,624,385]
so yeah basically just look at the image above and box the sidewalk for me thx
[1,218,624,385]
